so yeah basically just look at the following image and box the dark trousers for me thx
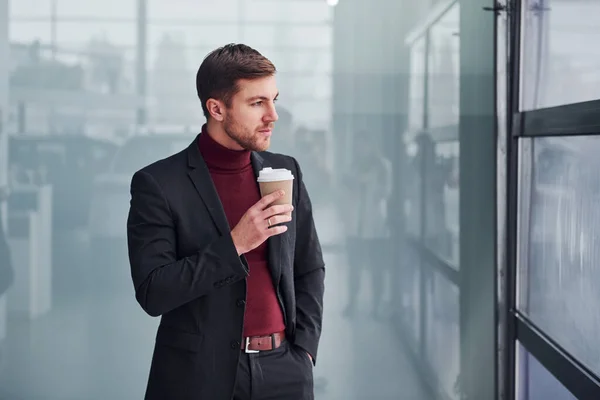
[233,340,314,400]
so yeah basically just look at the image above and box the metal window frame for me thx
[502,0,600,398]
[516,314,600,399]
[514,99,600,137]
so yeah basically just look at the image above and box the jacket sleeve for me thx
[291,158,326,365]
[127,170,248,317]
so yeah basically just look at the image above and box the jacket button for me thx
[236,299,246,307]
[230,340,240,349]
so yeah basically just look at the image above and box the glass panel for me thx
[10,0,134,19]
[404,138,422,238]
[10,0,55,18]
[286,99,330,127]
[403,3,465,398]
[427,2,459,129]
[516,342,577,400]
[408,36,426,133]
[148,0,239,23]
[415,3,460,268]
[277,73,331,100]
[11,21,137,49]
[261,50,333,74]
[407,249,422,342]
[57,0,137,19]
[148,24,239,51]
[405,130,460,260]
[245,1,332,24]
[518,136,600,376]
[424,139,459,266]
[425,270,460,399]
[520,0,600,110]
[244,25,332,49]
[10,20,52,44]
[0,0,495,398]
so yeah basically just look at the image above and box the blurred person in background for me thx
[341,135,393,318]
[127,44,325,400]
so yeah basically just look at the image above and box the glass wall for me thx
[518,136,600,376]
[401,2,470,399]
[520,0,600,110]
[506,0,600,398]
[0,0,499,399]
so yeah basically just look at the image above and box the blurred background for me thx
[0,0,598,399]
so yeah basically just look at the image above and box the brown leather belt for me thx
[241,331,286,353]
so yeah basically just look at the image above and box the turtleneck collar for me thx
[198,124,252,172]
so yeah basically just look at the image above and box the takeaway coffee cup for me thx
[257,167,294,216]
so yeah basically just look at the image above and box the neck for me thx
[206,119,244,151]
[199,124,251,171]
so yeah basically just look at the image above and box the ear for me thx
[206,99,225,122]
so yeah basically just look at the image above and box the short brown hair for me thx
[196,44,276,119]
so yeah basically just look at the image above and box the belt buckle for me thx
[244,337,259,354]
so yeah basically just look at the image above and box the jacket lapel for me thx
[186,138,284,284]
[251,153,283,285]
[186,136,230,235]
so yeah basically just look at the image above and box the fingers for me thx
[266,225,288,237]
[266,214,292,227]
[262,204,294,219]
[257,190,286,210]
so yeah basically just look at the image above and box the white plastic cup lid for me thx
[257,167,294,182]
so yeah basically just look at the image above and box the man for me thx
[127,44,325,400]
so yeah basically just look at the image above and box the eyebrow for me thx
[247,93,279,102]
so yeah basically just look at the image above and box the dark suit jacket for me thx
[126,135,325,400]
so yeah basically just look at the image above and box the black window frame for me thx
[502,0,600,398]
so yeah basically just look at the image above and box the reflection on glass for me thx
[425,270,460,399]
[401,3,463,400]
[405,1,460,267]
[1,0,442,399]
[427,2,459,129]
[398,242,422,343]
[516,343,577,400]
[426,139,459,266]
[408,36,426,133]
[0,0,499,398]
[520,0,600,110]
[518,136,600,376]
[407,133,459,267]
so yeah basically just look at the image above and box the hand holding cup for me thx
[231,190,294,255]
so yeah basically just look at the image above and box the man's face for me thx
[222,75,279,152]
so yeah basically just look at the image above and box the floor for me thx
[0,205,430,400]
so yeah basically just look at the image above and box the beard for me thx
[223,115,271,152]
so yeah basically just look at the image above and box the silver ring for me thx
[267,218,272,228]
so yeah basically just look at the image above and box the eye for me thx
[252,101,263,106]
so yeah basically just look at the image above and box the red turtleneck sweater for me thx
[198,127,285,337]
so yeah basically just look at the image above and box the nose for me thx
[264,104,278,123]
